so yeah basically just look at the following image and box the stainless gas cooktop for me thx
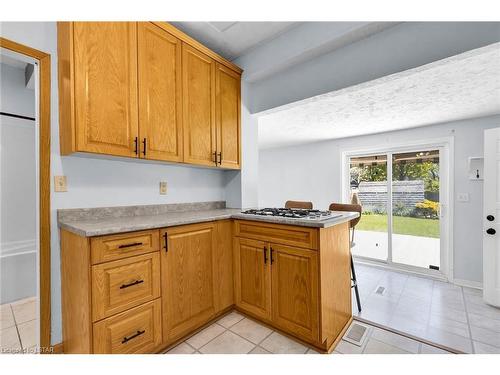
[241,208,341,221]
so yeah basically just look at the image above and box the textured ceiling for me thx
[171,22,300,60]
[258,42,500,149]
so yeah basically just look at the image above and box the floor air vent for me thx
[343,323,369,346]
[375,286,386,295]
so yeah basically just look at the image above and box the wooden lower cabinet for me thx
[233,237,271,321]
[60,219,350,353]
[93,299,162,354]
[160,223,217,343]
[271,244,319,343]
[213,220,234,312]
[92,253,161,321]
[234,220,351,352]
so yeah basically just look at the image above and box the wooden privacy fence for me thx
[356,180,425,210]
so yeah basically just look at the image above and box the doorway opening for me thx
[342,139,452,280]
[0,37,51,354]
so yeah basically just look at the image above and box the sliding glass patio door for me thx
[349,154,389,262]
[347,147,444,275]
[391,151,441,270]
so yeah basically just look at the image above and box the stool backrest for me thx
[328,203,362,228]
[285,200,313,210]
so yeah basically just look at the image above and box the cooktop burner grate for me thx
[241,208,338,221]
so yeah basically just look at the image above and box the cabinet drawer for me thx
[91,230,160,264]
[93,299,162,354]
[92,253,160,321]
[234,220,318,250]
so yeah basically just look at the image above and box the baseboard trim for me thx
[453,278,483,290]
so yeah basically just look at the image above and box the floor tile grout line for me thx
[460,286,475,353]
[9,304,23,352]
[227,320,275,347]
[363,337,412,354]
[194,323,228,352]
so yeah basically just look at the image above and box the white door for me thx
[483,127,500,307]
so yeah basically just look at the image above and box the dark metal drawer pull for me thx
[120,279,144,289]
[263,246,268,264]
[163,232,168,253]
[118,242,143,249]
[121,330,145,344]
[270,247,275,264]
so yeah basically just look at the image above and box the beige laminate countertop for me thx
[58,208,359,237]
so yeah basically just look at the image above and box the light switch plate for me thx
[457,193,469,202]
[159,181,167,195]
[54,176,67,192]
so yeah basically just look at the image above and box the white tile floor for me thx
[352,262,500,353]
[0,297,37,354]
[164,311,453,354]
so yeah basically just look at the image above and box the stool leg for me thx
[351,255,361,312]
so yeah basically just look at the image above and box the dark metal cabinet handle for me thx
[270,247,274,264]
[218,152,222,165]
[213,151,218,166]
[134,137,138,155]
[487,228,496,235]
[118,242,143,249]
[487,215,495,222]
[263,246,268,264]
[163,232,168,252]
[120,279,144,289]
[142,138,147,157]
[121,330,145,344]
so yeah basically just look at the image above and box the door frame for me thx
[0,37,51,350]
[340,136,454,282]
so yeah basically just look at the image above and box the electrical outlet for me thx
[159,181,167,195]
[457,193,469,202]
[54,176,67,192]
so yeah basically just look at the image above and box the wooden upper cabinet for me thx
[160,223,216,343]
[182,43,217,167]
[138,23,183,162]
[216,63,241,169]
[234,237,271,321]
[58,22,241,169]
[270,244,319,342]
[72,22,139,157]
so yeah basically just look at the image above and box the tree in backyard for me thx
[352,160,439,192]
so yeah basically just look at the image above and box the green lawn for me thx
[356,214,440,238]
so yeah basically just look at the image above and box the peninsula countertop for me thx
[58,202,360,237]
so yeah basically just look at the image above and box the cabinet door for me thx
[270,244,319,342]
[182,43,217,167]
[73,22,138,157]
[216,63,241,169]
[138,23,183,162]
[160,223,216,343]
[234,237,271,321]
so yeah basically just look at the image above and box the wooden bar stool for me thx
[329,203,363,312]
[284,200,313,209]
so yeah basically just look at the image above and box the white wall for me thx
[259,115,500,285]
[0,22,232,344]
